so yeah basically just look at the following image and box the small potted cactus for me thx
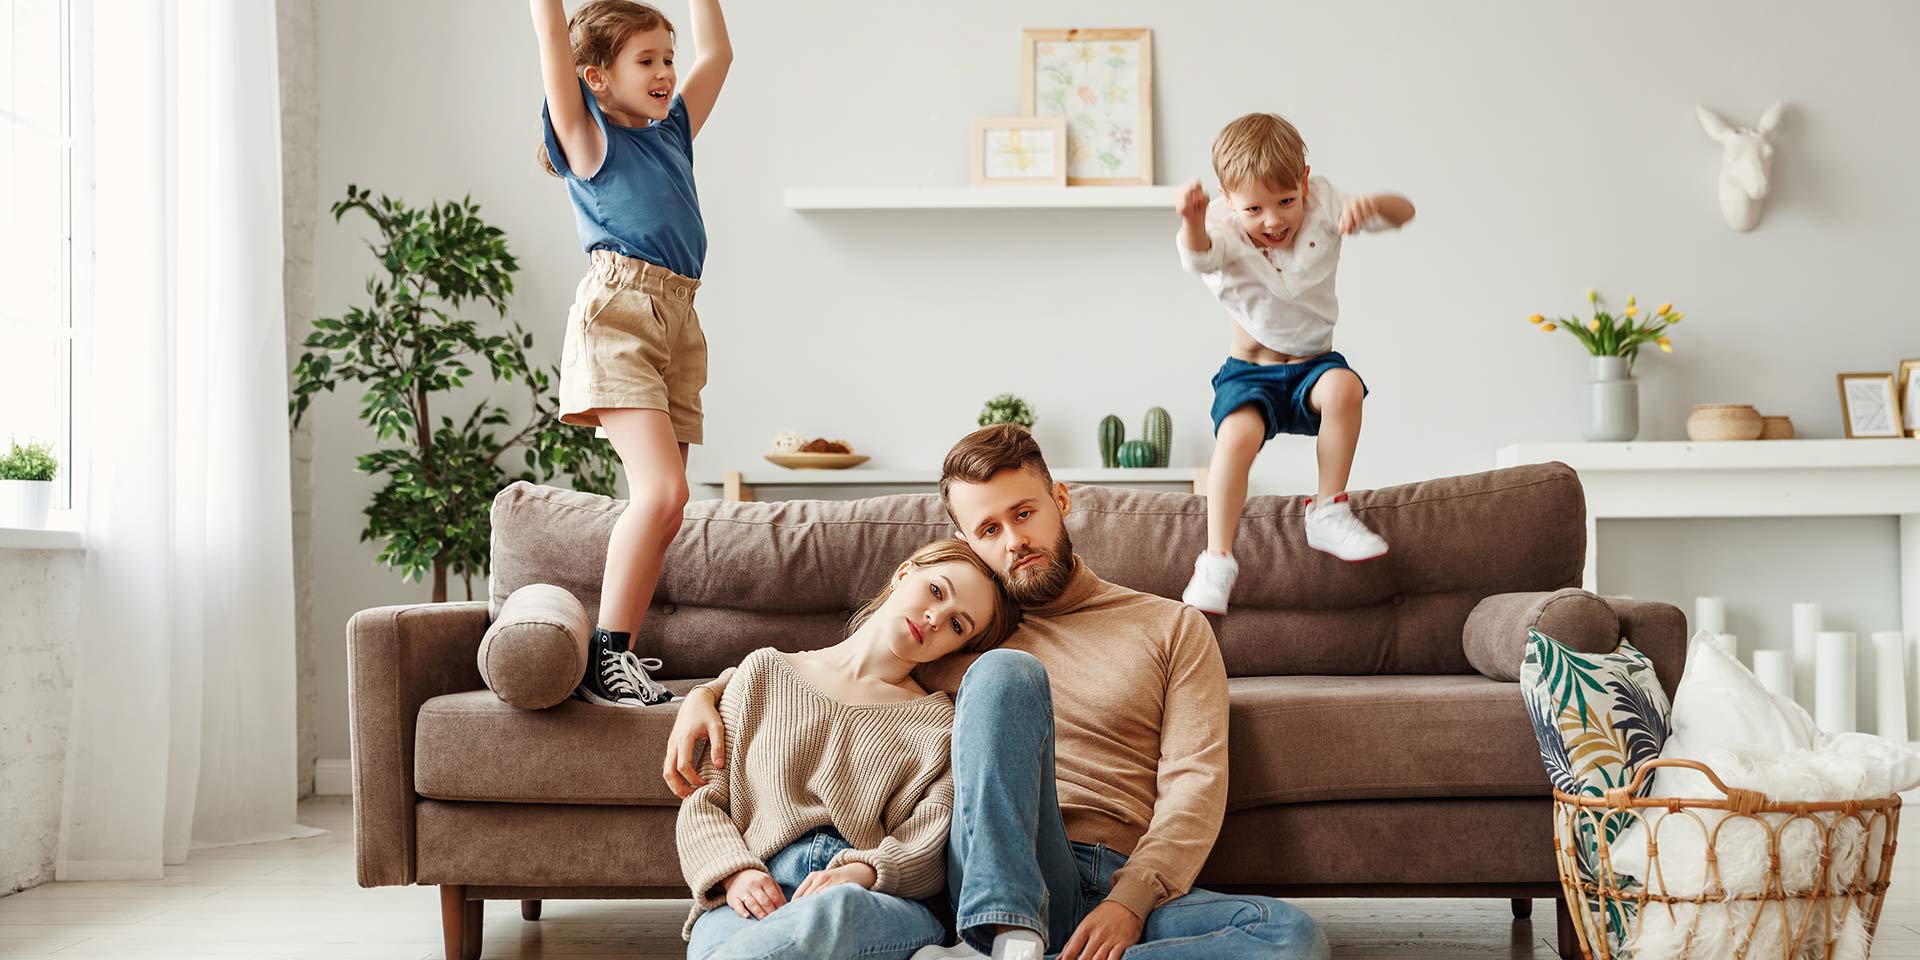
[0,438,59,529]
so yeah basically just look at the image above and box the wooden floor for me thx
[3,796,1917,959]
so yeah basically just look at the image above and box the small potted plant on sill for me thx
[1528,290,1685,442]
[0,438,59,529]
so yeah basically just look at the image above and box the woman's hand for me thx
[663,686,725,798]
[723,868,786,919]
[792,862,877,899]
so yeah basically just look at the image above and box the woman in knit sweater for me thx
[678,538,1021,960]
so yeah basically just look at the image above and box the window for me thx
[1,0,75,509]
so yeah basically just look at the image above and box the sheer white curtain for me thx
[57,0,311,880]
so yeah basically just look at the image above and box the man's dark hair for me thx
[939,424,1055,514]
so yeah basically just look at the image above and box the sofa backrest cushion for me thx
[487,462,1585,679]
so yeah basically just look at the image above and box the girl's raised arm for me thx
[677,0,733,139]
[532,0,605,176]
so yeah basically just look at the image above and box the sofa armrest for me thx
[1607,597,1687,702]
[1463,588,1621,681]
[347,600,490,887]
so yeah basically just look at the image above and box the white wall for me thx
[0,550,82,894]
[304,0,1920,758]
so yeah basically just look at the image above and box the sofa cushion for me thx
[487,462,1587,681]
[415,673,1551,809]
[478,584,591,710]
[1224,675,1552,808]
[1464,588,1620,682]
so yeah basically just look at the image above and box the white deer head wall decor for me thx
[1697,100,1784,232]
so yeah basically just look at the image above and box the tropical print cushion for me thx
[1521,627,1672,957]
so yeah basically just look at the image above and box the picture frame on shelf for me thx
[1836,371,1903,439]
[969,117,1068,188]
[1899,358,1920,437]
[1020,28,1153,186]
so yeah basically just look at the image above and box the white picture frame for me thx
[969,117,1068,188]
[1837,372,1904,439]
[1020,28,1153,186]
[1900,359,1920,437]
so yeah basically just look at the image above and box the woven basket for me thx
[1554,759,1902,960]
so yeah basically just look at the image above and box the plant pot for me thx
[1759,415,1794,440]
[0,479,53,529]
[1687,404,1763,441]
[1582,356,1639,442]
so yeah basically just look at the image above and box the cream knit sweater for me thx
[676,648,955,939]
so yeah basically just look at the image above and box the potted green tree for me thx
[0,439,58,529]
[291,186,619,602]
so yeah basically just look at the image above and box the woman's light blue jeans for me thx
[686,827,946,960]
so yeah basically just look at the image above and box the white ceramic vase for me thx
[1583,356,1639,442]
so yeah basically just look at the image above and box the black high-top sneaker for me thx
[614,650,676,706]
[577,628,646,707]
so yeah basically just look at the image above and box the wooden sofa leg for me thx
[1555,896,1582,960]
[440,886,483,960]
[440,886,465,960]
[461,896,484,960]
[521,899,542,921]
[1511,897,1533,919]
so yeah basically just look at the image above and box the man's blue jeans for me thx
[687,827,945,960]
[947,649,1331,959]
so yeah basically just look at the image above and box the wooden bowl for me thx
[1759,415,1794,440]
[764,452,870,470]
[1687,404,1764,441]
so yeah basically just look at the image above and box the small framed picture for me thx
[1836,372,1904,439]
[970,116,1068,188]
[1020,28,1153,186]
[1899,358,1920,437]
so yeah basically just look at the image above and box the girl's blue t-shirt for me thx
[542,78,706,279]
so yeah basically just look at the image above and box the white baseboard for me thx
[314,758,352,796]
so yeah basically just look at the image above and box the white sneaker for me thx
[1181,550,1239,614]
[909,930,1043,960]
[1305,494,1389,562]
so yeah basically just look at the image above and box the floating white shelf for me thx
[784,186,1180,211]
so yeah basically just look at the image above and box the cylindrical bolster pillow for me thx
[1464,588,1620,681]
[477,583,590,709]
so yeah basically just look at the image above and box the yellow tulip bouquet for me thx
[1529,289,1683,372]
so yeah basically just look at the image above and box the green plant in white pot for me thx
[0,439,59,529]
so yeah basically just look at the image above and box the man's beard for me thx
[1004,527,1075,607]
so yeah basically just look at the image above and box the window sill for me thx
[0,512,86,551]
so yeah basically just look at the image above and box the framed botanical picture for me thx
[970,117,1067,187]
[1836,372,1904,439]
[1020,28,1153,186]
[1900,358,1920,437]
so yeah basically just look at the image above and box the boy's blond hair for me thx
[1211,113,1309,193]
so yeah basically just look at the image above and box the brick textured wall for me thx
[0,551,82,895]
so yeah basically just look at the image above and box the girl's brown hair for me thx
[848,539,1021,654]
[536,0,677,177]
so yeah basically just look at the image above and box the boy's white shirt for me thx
[1176,176,1394,357]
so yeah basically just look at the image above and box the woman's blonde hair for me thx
[536,0,677,177]
[1211,112,1308,194]
[849,539,1021,654]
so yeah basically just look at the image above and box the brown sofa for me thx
[347,462,1685,960]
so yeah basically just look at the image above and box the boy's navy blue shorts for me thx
[1209,352,1367,441]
